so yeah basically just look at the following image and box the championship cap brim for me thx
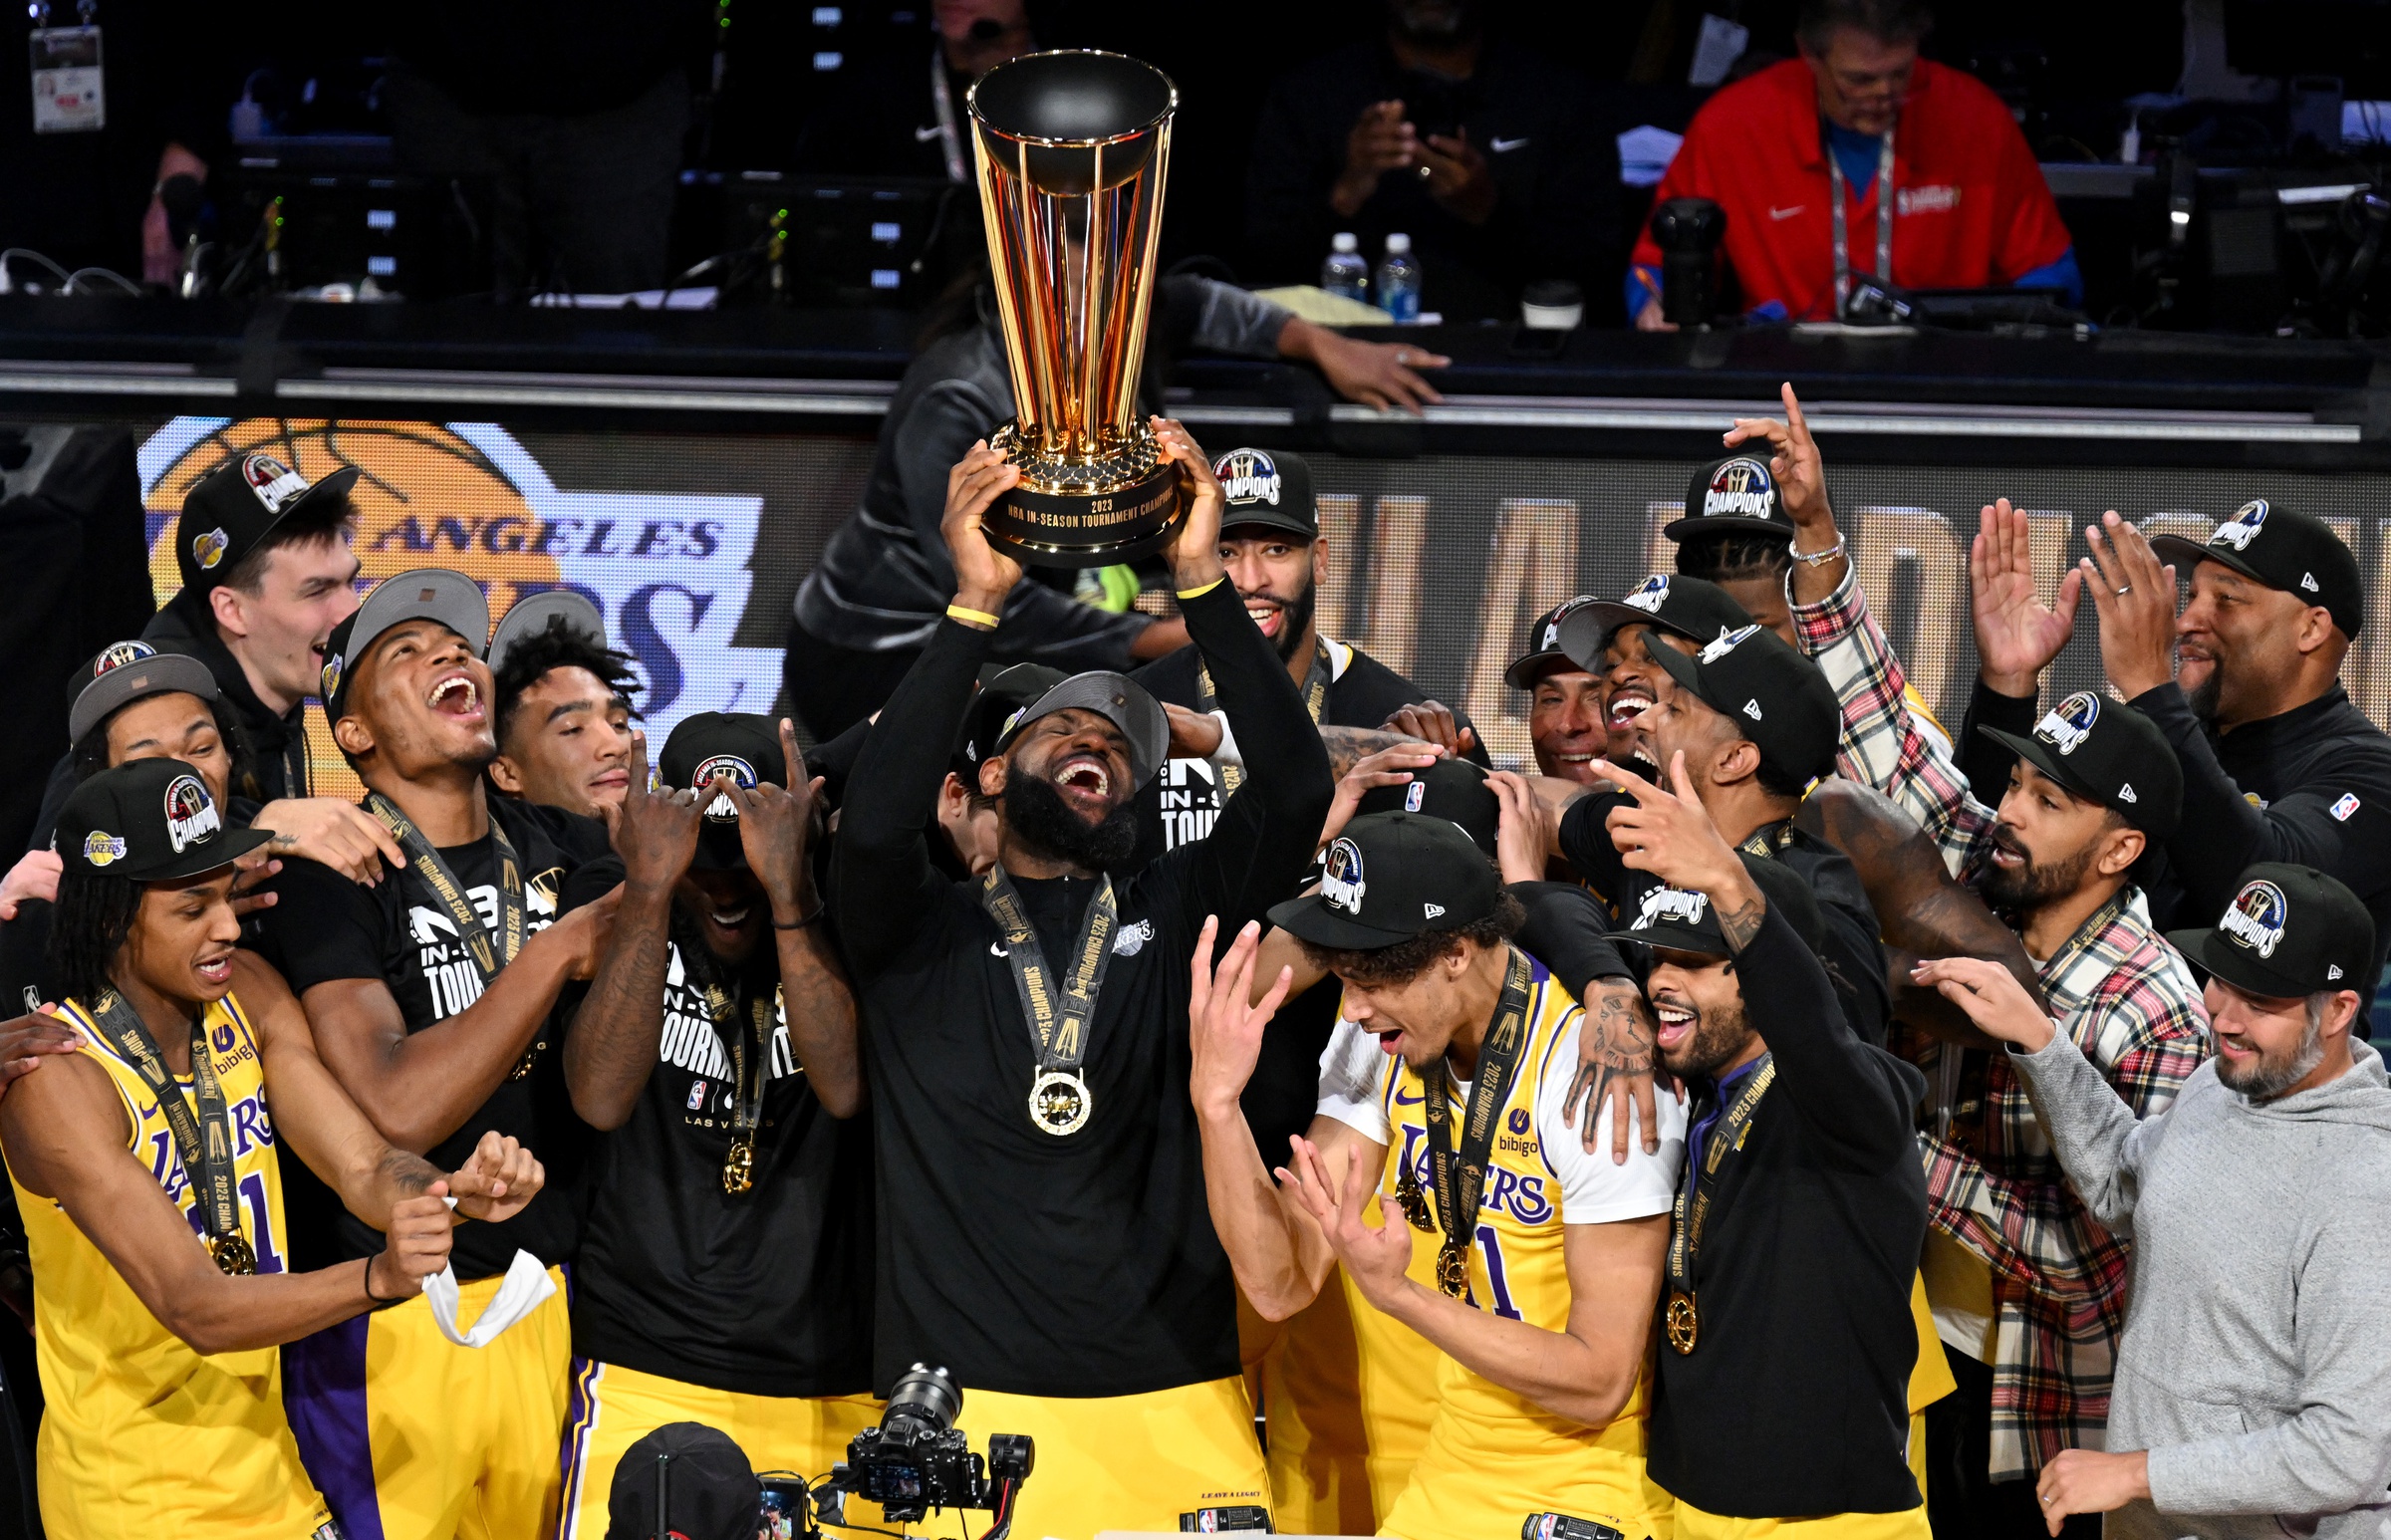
[1977,724,2104,808]
[145,825,276,884]
[1642,638,1713,708]
[69,649,220,744]
[1614,913,1734,957]
[2164,925,2313,1000]
[279,463,363,523]
[1556,601,1705,667]
[993,671,1168,788]
[2148,533,2265,587]
[350,569,492,664]
[488,590,607,677]
[1502,645,1579,689]
[1265,892,1423,949]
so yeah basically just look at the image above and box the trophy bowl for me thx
[971,51,1183,568]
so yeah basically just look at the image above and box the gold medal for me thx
[1395,1165,1436,1232]
[722,1137,755,1195]
[1664,1290,1699,1355]
[1435,1241,1469,1300]
[1028,1069,1092,1136]
[208,1231,257,1277]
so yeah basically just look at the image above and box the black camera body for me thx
[832,1365,1034,1526]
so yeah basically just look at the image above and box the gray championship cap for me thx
[488,589,608,679]
[68,641,221,744]
[318,568,491,721]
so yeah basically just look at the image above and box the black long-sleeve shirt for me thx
[830,581,1332,1397]
[1647,905,1931,1518]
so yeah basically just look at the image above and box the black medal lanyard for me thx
[1662,1053,1777,1355]
[929,48,967,184]
[980,867,1119,1137]
[669,909,770,1195]
[1196,638,1331,798]
[367,795,535,1076]
[1827,128,1896,320]
[87,991,256,1275]
[1396,948,1535,1300]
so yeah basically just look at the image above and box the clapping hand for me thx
[1971,497,2081,697]
[1189,916,1294,1124]
[2079,511,2180,701]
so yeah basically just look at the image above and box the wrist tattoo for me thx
[1718,896,1766,953]
[1319,726,1431,780]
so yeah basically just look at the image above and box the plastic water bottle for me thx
[1321,232,1369,303]
[1376,233,1421,322]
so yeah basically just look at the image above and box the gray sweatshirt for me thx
[2009,1030,2391,1540]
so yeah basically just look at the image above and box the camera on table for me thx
[830,1364,1034,1525]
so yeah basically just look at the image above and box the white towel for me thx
[422,1248,556,1348]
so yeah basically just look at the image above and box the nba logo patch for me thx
[1404,782,1426,812]
[2333,793,2361,822]
[686,1081,706,1111]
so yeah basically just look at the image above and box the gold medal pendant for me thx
[1028,1070,1093,1137]
[1395,1166,1436,1232]
[721,1137,755,1195]
[1435,1241,1469,1300]
[208,1231,257,1277]
[1664,1290,1700,1355]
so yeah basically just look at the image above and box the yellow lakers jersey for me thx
[14,992,330,1537]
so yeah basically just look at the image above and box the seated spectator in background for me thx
[793,0,1035,182]
[486,592,640,823]
[1244,0,1619,323]
[784,271,1443,741]
[1629,0,2077,327]
[1920,865,2391,1539]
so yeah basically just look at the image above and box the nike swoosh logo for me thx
[916,125,945,142]
[989,942,1009,958]
[1489,136,1530,153]
[1394,1088,1426,1105]
[1769,204,1805,220]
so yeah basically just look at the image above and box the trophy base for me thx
[985,429,1184,569]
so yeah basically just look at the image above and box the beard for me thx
[1249,580,1318,665]
[1978,824,2099,915]
[2187,665,2224,726]
[1003,762,1139,873]
[1660,996,1757,1083]
[2217,1004,2329,1100]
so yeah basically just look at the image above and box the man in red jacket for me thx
[1628,0,2077,327]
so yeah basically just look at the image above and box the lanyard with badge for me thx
[929,48,967,184]
[87,990,256,1274]
[980,866,1119,1137]
[1663,1053,1776,1354]
[1195,638,1331,798]
[1827,128,1895,319]
[366,794,539,1076]
[1394,947,1534,1300]
[668,908,774,1194]
[28,0,103,135]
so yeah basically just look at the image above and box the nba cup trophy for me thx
[970,51,1182,566]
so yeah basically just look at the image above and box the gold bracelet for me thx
[946,604,1000,628]
[1176,577,1224,601]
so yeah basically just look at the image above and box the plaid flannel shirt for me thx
[1922,888,2210,1479]
[1790,565,1995,877]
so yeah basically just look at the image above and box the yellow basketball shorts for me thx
[1671,1499,1931,1540]
[555,1361,883,1539]
[281,1265,573,1540]
[936,1376,1270,1540]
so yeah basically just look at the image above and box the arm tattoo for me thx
[377,1146,441,1198]
[1718,895,1766,954]
[1318,725,1432,781]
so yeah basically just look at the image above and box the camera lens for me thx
[885,1364,963,1436]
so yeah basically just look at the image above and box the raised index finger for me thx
[628,729,652,799]
[1588,756,1666,806]
[1779,382,1814,448]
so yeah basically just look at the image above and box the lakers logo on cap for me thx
[162,773,220,854]
[1703,458,1775,519]
[241,452,311,514]
[82,830,127,867]
[2034,691,2101,756]
[1212,448,1281,506]
[94,641,155,675]
[2219,879,2288,959]
[191,527,231,571]
[692,754,758,821]
[1320,838,1367,915]
[1623,574,1672,614]
[319,652,343,704]
[2211,499,2269,553]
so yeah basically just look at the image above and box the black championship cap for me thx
[1978,689,2184,837]
[604,1421,760,1540]
[1643,623,1841,786]
[1505,596,1603,688]
[488,589,608,680]
[1355,757,1500,857]
[1615,851,1825,958]
[991,670,1169,789]
[2166,862,2376,999]
[1268,810,1501,949]
[175,452,361,598]
[660,712,787,871]
[1665,452,1794,543]
[955,662,1069,775]
[318,568,491,723]
[1556,573,1755,671]
[2149,499,2364,642]
[56,756,271,883]
[1212,446,1316,540]
[68,641,220,745]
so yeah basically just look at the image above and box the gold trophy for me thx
[970,51,1182,567]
